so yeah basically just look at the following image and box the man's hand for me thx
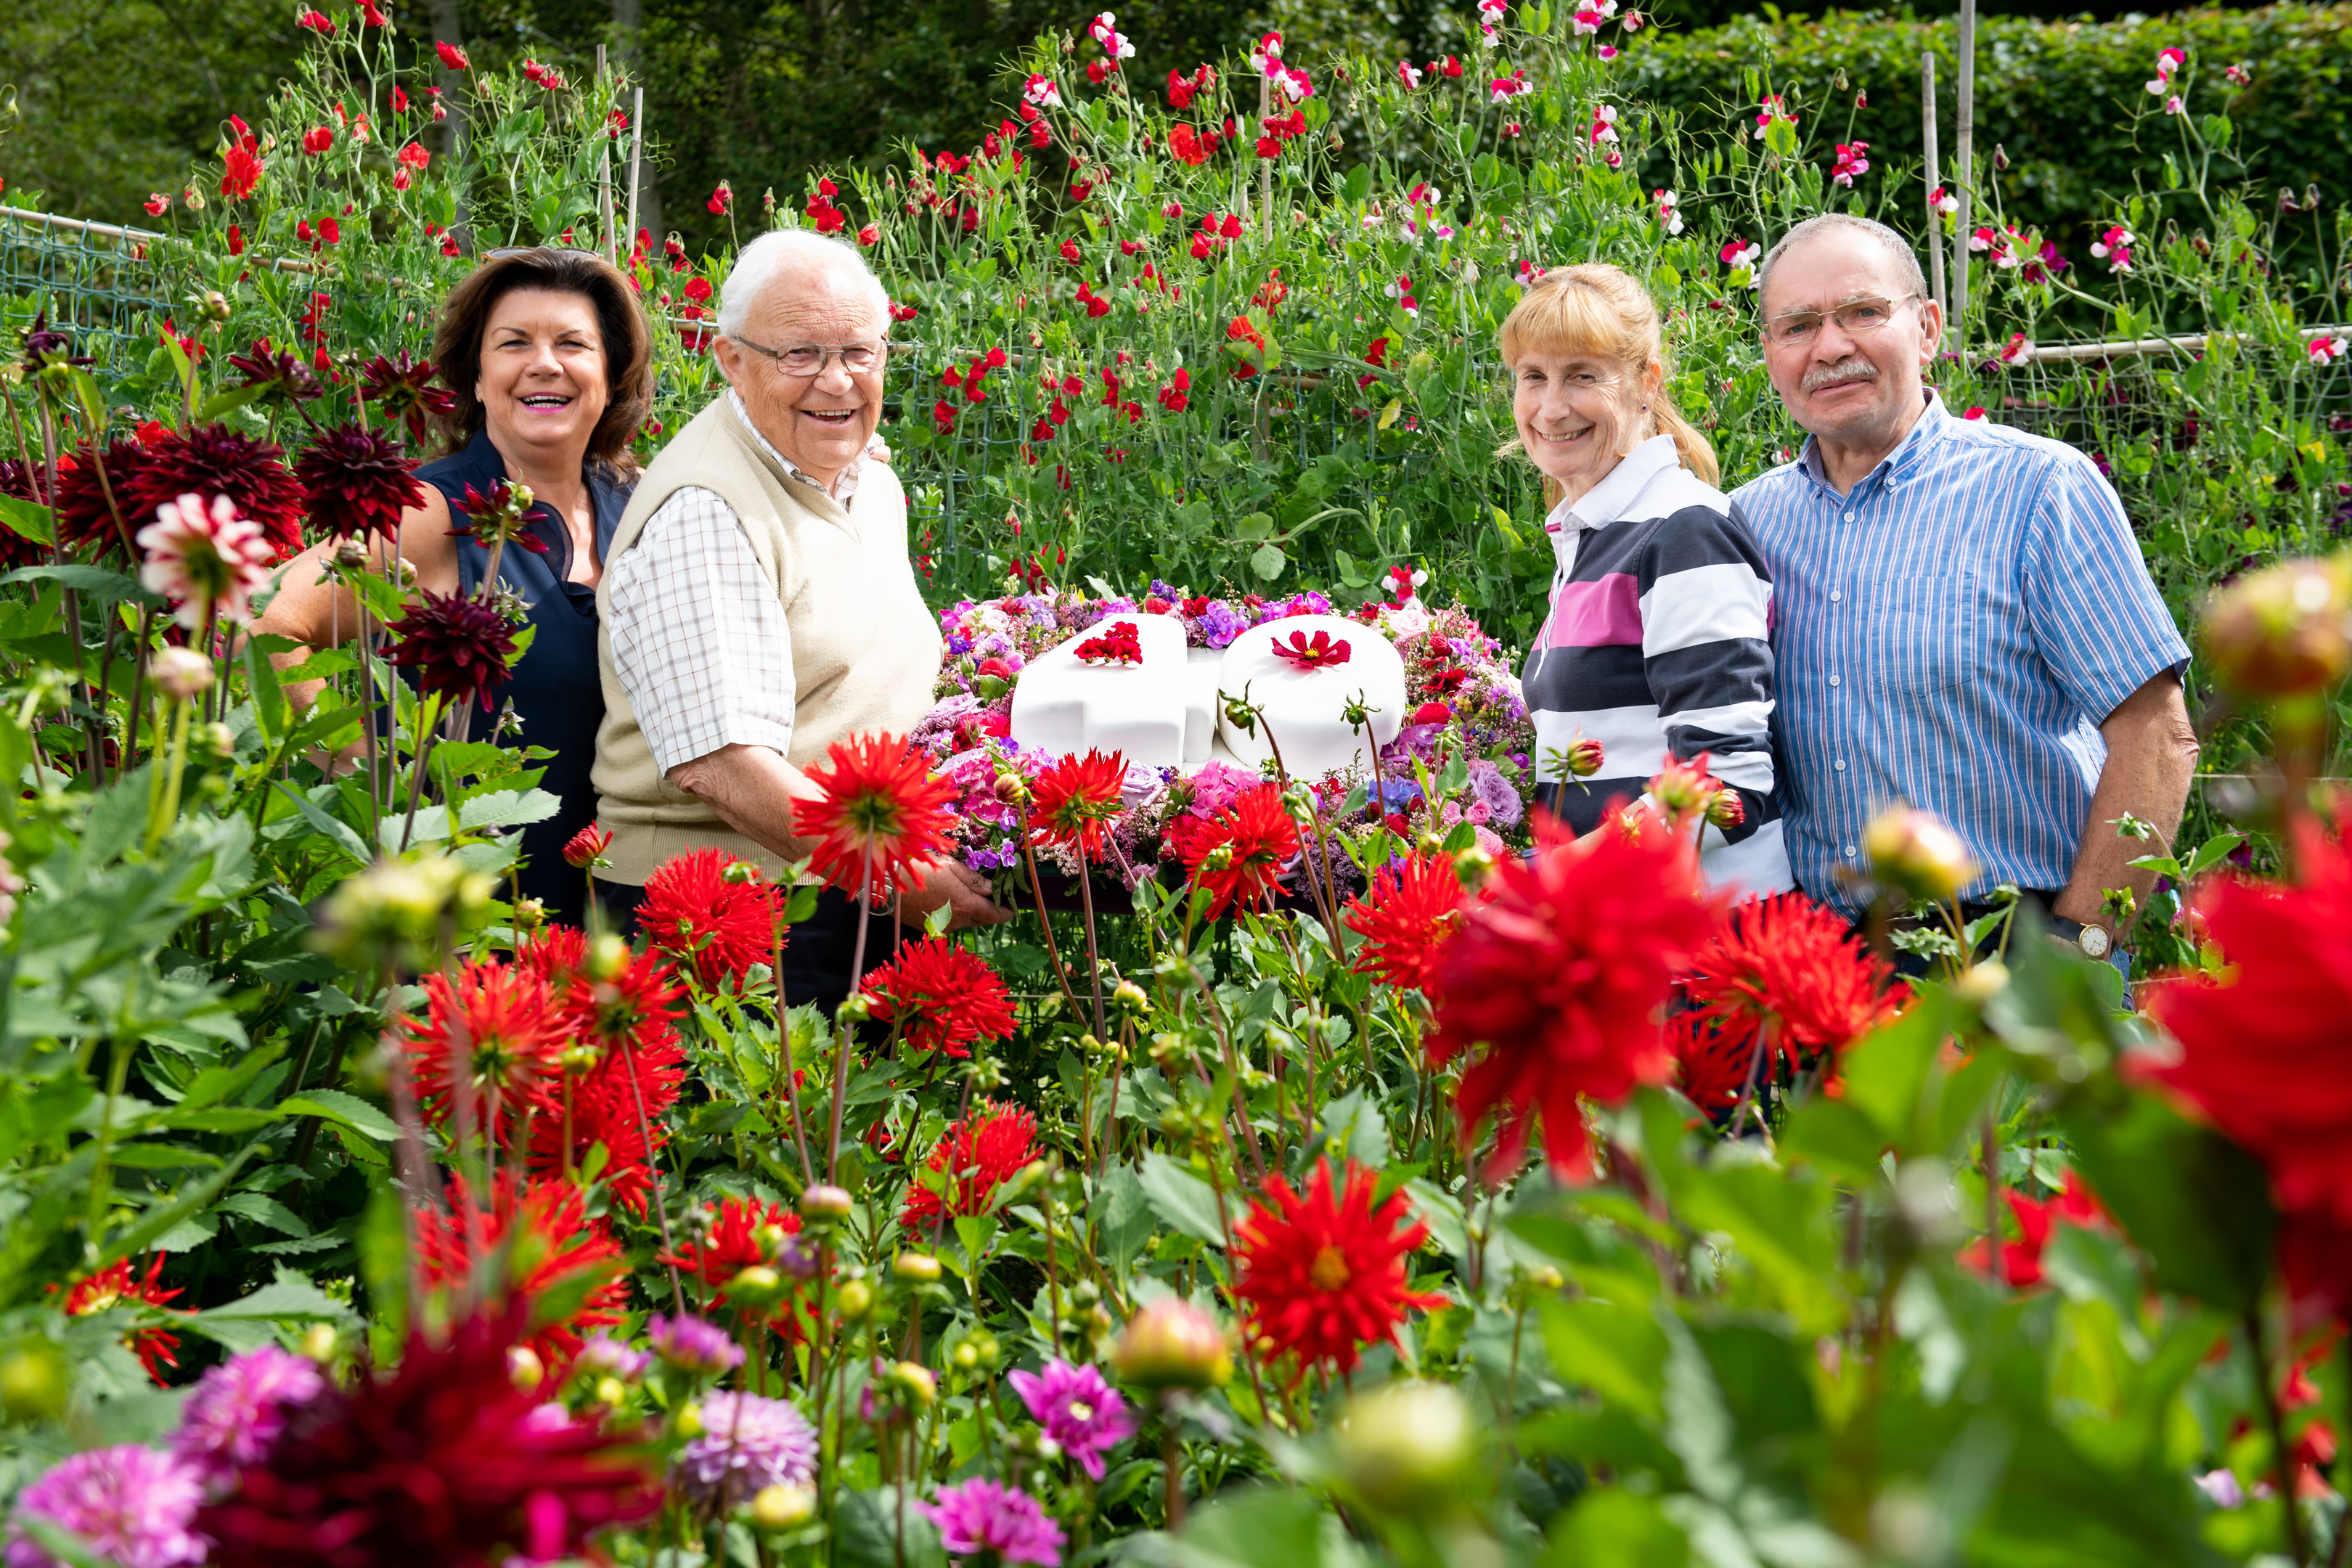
[2054,670,2198,934]
[899,861,1014,931]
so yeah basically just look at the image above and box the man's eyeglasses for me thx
[731,338,886,377]
[1763,293,1919,348]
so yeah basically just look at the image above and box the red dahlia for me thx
[1682,891,1906,1078]
[793,731,957,894]
[665,1196,817,1332]
[52,438,152,559]
[859,936,1018,1058]
[1430,814,1724,1179]
[526,1031,685,1218]
[637,847,784,988]
[902,1101,1039,1228]
[1029,748,1128,862]
[1343,850,1464,993]
[400,957,564,1144]
[60,1254,183,1384]
[126,423,306,561]
[1231,1158,1446,1375]
[294,423,426,542]
[387,589,521,711]
[195,1302,660,1567]
[1180,784,1300,918]
[414,1172,627,1376]
[2142,821,2352,1321]
[1668,1010,1760,1119]
[359,350,459,446]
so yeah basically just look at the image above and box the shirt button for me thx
[1842,511,1855,523]
[1828,674,1842,687]
[1843,844,1858,858]
[1834,759,1847,772]
[1829,589,1842,603]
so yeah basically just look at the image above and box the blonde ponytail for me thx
[1496,263,1719,496]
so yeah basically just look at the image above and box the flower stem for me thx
[2246,1306,2311,1567]
[825,856,874,1185]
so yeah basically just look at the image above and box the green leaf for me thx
[190,1265,354,1353]
[220,1191,311,1238]
[1538,1297,1668,1421]
[195,381,273,421]
[272,783,372,865]
[0,494,55,545]
[279,1090,399,1141]
[1316,1087,1389,1170]
[1,563,161,609]
[1249,542,1287,581]
[1167,1484,1334,1568]
[1545,1487,1692,1567]
[1093,1164,1155,1273]
[835,1487,946,1568]
[2058,1088,2275,1312]
[1138,1150,1228,1245]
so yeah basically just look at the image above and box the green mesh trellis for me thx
[0,209,176,370]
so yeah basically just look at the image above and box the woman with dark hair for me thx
[261,247,655,927]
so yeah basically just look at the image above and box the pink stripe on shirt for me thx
[1544,572,1643,648]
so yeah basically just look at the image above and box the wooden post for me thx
[1950,0,1977,354]
[1258,65,1273,237]
[626,86,645,261]
[597,46,617,264]
[1922,53,1946,335]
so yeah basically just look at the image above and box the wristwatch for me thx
[2047,916,2112,960]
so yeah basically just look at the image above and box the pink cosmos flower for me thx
[136,493,274,629]
[921,1479,1064,1567]
[1008,1360,1138,1479]
[4,1445,207,1568]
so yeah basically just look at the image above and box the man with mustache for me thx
[1731,214,2196,961]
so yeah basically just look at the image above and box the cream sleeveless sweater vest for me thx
[591,398,942,885]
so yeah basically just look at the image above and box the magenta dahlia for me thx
[170,1344,329,1484]
[4,1445,207,1568]
[920,1479,1064,1567]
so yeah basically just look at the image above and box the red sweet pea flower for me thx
[297,7,335,34]
[1344,850,1463,994]
[637,846,784,987]
[1430,814,1725,1179]
[301,126,335,155]
[1681,891,1906,1079]
[857,224,880,247]
[2142,821,2352,1321]
[903,1101,1039,1228]
[1059,239,1083,264]
[1959,1173,2110,1288]
[1270,628,1351,670]
[435,38,470,69]
[1233,1159,1447,1376]
[1169,125,1212,166]
[221,142,264,200]
[1029,747,1128,862]
[61,1255,182,1384]
[1180,784,1299,918]
[859,936,1018,1058]
[708,181,733,216]
[793,731,958,895]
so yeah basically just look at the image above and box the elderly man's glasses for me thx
[1764,293,1920,348]
[731,337,886,377]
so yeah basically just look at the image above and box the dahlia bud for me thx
[0,1342,70,1424]
[1705,788,1747,830]
[993,772,1032,806]
[562,822,613,869]
[595,1376,629,1407]
[1334,1381,1475,1515]
[1199,844,1235,873]
[752,1482,817,1530]
[195,719,237,761]
[833,1278,875,1319]
[1111,979,1149,1014]
[722,858,763,885]
[893,1251,944,1283]
[299,1323,340,1363]
[1561,737,1605,779]
[584,931,630,982]
[673,1402,705,1439]
[149,646,214,701]
[200,289,232,322]
[837,994,872,1026]
[1113,1299,1231,1390]
[1647,754,1720,819]
[1863,805,1977,904]
[1953,959,2011,1003]
[507,1345,545,1390]
[725,1265,788,1312]
[1222,690,1261,737]
[753,1222,791,1255]
[2198,554,2352,702]
[333,537,368,569]
[800,1184,854,1222]
[886,1360,937,1405]
[511,896,546,932]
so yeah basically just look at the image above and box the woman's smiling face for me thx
[475,287,608,464]
[1511,348,1650,504]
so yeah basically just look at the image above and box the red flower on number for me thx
[1233,1159,1447,1375]
[1071,620,1143,665]
[1270,628,1351,670]
[792,732,957,895]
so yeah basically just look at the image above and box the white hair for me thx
[716,228,890,341]
[1755,213,1930,309]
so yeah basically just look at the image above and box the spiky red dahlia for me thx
[1342,850,1464,993]
[2142,820,2352,1322]
[792,731,957,894]
[400,958,564,1144]
[51,438,152,558]
[1231,1158,1446,1375]
[1178,784,1299,918]
[125,423,306,561]
[1667,1010,1760,1119]
[412,1173,627,1376]
[61,1254,183,1384]
[1681,891,1906,1078]
[902,1101,1039,1228]
[386,589,521,711]
[194,1302,659,1566]
[294,424,426,542]
[859,936,1017,1058]
[666,1195,801,1290]
[1029,748,1127,862]
[526,1031,685,1217]
[1430,814,1724,1179]
[637,847,783,988]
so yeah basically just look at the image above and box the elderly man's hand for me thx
[900,861,1014,931]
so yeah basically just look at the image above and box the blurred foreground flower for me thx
[1334,1381,1475,1515]
[5,1445,206,1568]
[136,493,274,630]
[1112,1299,1230,1390]
[671,1391,817,1510]
[171,1344,329,1485]
[920,1478,1064,1568]
[1862,804,1977,905]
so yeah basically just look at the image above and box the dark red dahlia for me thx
[195,1302,659,1566]
[359,350,459,446]
[226,339,325,409]
[0,460,52,570]
[902,1101,1038,1228]
[126,424,306,561]
[1231,1158,1445,1376]
[387,588,520,710]
[295,423,426,542]
[52,438,153,560]
[859,935,1018,1058]
[637,847,784,988]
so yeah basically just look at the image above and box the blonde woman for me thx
[1503,263,1793,897]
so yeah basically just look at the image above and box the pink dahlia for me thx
[1007,1359,1136,1479]
[4,1445,207,1568]
[170,1344,329,1483]
[920,1479,1064,1567]
[135,493,274,630]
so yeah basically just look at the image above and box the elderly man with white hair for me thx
[593,229,1007,1008]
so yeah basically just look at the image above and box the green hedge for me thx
[1622,4,2352,274]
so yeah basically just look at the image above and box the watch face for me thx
[2078,925,2112,960]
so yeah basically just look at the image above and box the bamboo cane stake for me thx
[626,86,645,256]
[597,46,617,264]
[1922,53,1947,334]
[1951,0,1977,352]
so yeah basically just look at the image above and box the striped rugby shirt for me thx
[1732,393,2190,912]
[1522,434,1795,899]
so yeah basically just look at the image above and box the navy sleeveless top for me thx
[415,429,633,930]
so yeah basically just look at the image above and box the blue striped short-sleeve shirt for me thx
[1729,393,2189,912]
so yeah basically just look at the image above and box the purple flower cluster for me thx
[576,1334,654,1381]
[671,1391,818,1509]
[921,1478,1065,1567]
[5,1445,207,1568]
[1007,1359,1137,1480]
[648,1312,745,1377]
[168,1343,327,1483]
[1193,600,1247,648]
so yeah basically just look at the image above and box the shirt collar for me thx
[1542,433,1682,535]
[1797,389,1951,498]
[729,390,862,503]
